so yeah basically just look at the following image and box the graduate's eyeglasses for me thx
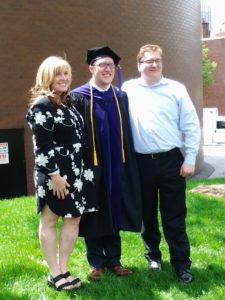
[140,59,162,65]
[94,62,116,69]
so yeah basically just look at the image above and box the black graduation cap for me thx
[86,46,120,65]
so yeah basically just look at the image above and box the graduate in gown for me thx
[70,46,142,280]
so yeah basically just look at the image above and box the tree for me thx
[202,44,217,94]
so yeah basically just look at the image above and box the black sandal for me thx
[47,274,74,291]
[63,271,81,287]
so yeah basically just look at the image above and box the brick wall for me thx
[0,0,203,194]
[203,37,225,115]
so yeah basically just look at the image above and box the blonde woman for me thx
[27,56,97,291]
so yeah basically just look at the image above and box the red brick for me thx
[0,1,203,194]
[203,38,225,115]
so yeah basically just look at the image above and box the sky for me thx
[201,0,225,36]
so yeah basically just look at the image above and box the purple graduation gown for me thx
[70,83,142,237]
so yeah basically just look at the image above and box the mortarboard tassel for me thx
[117,64,122,96]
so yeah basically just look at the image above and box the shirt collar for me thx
[138,76,168,87]
[90,79,111,92]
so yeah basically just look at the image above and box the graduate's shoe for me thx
[174,269,193,284]
[148,260,162,272]
[88,268,104,281]
[109,265,133,276]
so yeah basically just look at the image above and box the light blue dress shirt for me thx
[122,76,201,165]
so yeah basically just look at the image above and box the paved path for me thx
[203,144,225,178]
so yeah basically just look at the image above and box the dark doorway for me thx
[0,128,27,199]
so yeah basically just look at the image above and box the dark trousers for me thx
[136,149,191,271]
[84,231,121,269]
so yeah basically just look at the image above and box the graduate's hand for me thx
[180,164,195,177]
[51,174,70,199]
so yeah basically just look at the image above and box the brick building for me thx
[0,0,203,197]
[202,37,225,115]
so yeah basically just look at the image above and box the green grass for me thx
[0,177,225,300]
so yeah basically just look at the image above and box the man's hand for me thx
[180,164,195,177]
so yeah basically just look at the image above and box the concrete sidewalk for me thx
[194,144,225,179]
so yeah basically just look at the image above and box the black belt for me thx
[136,148,179,159]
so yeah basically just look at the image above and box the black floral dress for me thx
[26,95,98,217]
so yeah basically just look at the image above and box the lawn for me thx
[0,177,225,300]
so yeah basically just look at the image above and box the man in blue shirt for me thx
[122,44,200,283]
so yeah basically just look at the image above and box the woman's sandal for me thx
[63,271,81,288]
[47,274,75,291]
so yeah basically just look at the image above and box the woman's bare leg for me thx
[39,205,73,289]
[59,216,81,287]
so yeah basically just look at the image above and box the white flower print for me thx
[84,169,94,182]
[74,179,83,192]
[34,170,38,177]
[82,197,87,205]
[74,168,80,176]
[69,110,74,117]
[35,153,49,167]
[80,161,84,174]
[34,111,47,125]
[63,175,68,180]
[73,143,82,153]
[55,146,63,152]
[46,111,53,118]
[74,201,85,214]
[48,150,55,157]
[54,116,65,123]
[64,213,72,218]
[78,206,85,214]
[88,207,98,212]
[47,179,53,190]
[32,136,37,151]
[57,109,64,116]
[38,186,45,198]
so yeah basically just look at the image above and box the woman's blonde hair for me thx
[29,56,72,106]
[137,44,163,63]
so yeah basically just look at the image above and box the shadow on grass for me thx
[58,262,225,300]
[128,262,225,300]
[0,263,44,300]
[0,290,31,300]
[1,261,224,299]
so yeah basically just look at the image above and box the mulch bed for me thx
[190,184,225,198]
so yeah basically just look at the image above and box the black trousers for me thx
[84,231,121,269]
[136,149,191,271]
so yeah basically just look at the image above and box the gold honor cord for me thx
[90,85,98,166]
[90,84,125,167]
[111,85,125,163]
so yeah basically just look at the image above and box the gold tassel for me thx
[93,149,98,166]
[122,148,125,163]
